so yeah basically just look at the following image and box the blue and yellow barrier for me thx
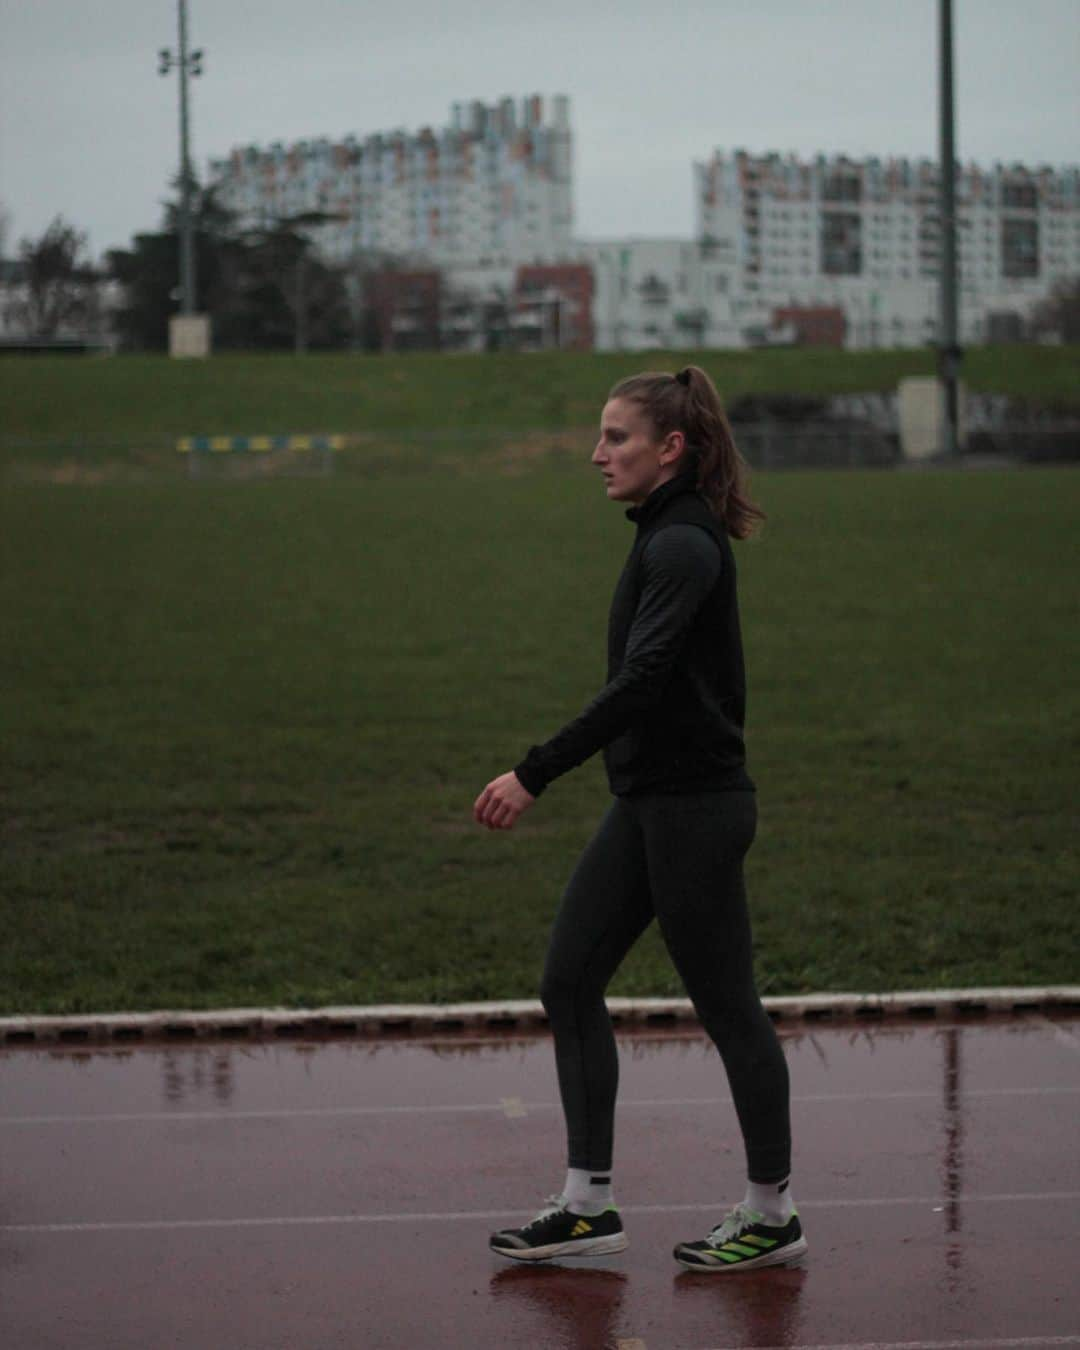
[176,434,347,454]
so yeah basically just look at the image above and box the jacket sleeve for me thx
[514,524,721,796]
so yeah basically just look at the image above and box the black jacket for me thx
[514,471,754,798]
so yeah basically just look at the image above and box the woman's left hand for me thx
[473,771,535,831]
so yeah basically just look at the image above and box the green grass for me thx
[2,346,1078,454]
[2,458,1078,1014]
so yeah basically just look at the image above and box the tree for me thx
[108,185,351,351]
[106,230,178,350]
[232,212,351,352]
[12,216,100,338]
[1030,276,1080,344]
[108,181,240,350]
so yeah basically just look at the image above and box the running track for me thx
[2,1014,1078,1348]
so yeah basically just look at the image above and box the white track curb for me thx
[1,987,1077,1045]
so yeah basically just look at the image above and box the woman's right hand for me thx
[473,771,535,831]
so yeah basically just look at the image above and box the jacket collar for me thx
[625,469,700,528]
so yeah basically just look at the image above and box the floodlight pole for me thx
[159,0,204,316]
[177,0,195,314]
[938,0,961,455]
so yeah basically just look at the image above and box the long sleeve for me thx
[514,525,722,796]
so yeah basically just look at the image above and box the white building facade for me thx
[208,105,1077,350]
[693,150,1080,348]
[449,148,1078,353]
[208,96,573,268]
[570,238,735,351]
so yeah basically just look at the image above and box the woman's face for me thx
[592,397,682,504]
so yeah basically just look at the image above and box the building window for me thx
[1002,217,1039,278]
[821,211,862,276]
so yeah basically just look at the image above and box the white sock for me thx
[744,1177,795,1226]
[561,1167,614,1216]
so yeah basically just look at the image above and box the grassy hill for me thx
[2,346,1078,457]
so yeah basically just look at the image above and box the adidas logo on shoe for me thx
[490,1200,628,1262]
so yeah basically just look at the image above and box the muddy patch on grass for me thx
[7,455,175,485]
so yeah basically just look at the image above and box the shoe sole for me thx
[674,1236,808,1273]
[491,1232,630,1262]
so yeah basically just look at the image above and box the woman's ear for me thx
[660,429,686,465]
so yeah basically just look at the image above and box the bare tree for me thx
[14,216,100,338]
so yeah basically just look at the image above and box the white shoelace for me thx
[521,1196,567,1232]
[706,1202,763,1245]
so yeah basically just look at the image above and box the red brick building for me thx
[512,264,594,350]
[771,305,847,347]
[366,270,442,351]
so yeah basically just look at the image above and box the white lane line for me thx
[4,1190,1078,1236]
[0,1102,499,1126]
[794,1086,1080,1102]
[739,1339,1080,1350]
[3,1084,1077,1127]
[627,1191,1080,1214]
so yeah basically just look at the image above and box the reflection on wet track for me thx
[2,1015,1078,1348]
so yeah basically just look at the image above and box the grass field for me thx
[2,417,1078,1012]
[2,346,1078,462]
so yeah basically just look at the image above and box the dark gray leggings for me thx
[539,791,791,1183]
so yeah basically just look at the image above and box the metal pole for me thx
[938,0,961,455]
[294,252,306,355]
[177,0,196,315]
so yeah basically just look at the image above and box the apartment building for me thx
[207,105,1076,350]
[208,95,573,267]
[694,150,1080,347]
[444,149,1077,353]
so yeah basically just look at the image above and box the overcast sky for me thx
[2,0,1077,259]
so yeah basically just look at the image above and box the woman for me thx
[473,366,806,1273]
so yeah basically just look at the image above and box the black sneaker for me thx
[490,1197,629,1262]
[674,1203,807,1272]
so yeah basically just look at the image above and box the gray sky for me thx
[2,0,1078,260]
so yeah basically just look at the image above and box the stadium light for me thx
[157,1,204,317]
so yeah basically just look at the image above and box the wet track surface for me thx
[2,1014,1079,1349]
